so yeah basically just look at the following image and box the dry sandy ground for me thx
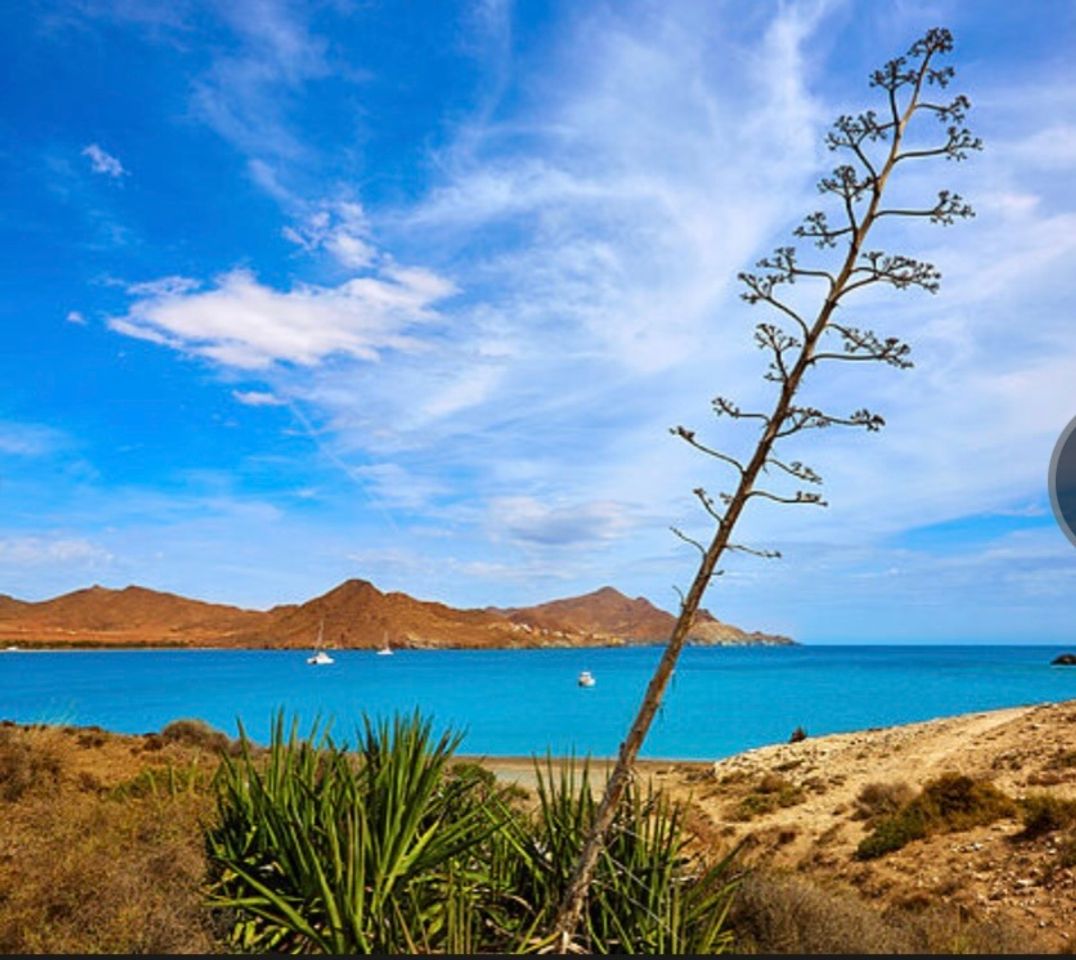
[473,699,1076,953]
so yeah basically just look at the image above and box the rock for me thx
[1050,653,1076,666]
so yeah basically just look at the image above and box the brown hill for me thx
[0,580,791,649]
[234,579,530,650]
[499,586,792,646]
[0,594,27,618]
[0,585,261,646]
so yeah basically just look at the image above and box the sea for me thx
[2,644,1074,760]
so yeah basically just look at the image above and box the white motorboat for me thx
[578,670,596,687]
[307,620,334,666]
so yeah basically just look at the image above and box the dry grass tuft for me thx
[728,868,1033,954]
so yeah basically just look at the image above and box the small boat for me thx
[578,670,596,688]
[3,645,19,652]
[307,620,334,666]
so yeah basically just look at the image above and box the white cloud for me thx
[284,202,377,269]
[489,496,634,546]
[0,421,67,457]
[65,310,86,325]
[81,143,127,178]
[0,536,112,566]
[110,265,457,369]
[191,0,329,165]
[232,389,285,406]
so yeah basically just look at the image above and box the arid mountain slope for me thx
[498,586,793,646]
[0,580,791,648]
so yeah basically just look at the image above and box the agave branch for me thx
[552,27,979,949]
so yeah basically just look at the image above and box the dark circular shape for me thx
[1048,415,1076,548]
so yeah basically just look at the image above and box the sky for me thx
[1,0,1075,643]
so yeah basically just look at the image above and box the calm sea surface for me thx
[2,645,1074,760]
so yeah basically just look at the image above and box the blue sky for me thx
[2,0,1075,643]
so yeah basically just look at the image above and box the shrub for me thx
[855,773,1016,860]
[854,781,915,821]
[0,726,64,802]
[1018,793,1076,838]
[728,868,1032,954]
[788,726,807,743]
[729,774,805,821]
[159,719,234,754]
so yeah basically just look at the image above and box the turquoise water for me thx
[2,645,1074,760]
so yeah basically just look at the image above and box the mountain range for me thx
[0,580,792,649]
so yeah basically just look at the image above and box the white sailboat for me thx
[307,620,334,666]
[377,630,393,656]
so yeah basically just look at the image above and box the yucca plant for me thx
[501,758,740,954]
[205,711,506,954]
[205,713,739,954]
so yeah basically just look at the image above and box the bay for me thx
[1,644,1074,760]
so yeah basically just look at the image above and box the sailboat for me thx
[306,620,334,666]
[377,630,393,656]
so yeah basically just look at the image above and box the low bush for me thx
[159,718,234,754]
[853,780,915,822]
[729,773,805,821]
[856,773,1016,860]
[0,726,64,802]
[1018,793,1076,839]
[728,868,1031,954]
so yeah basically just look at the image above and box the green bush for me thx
[205,711,739,954]
[856,773,1016,860]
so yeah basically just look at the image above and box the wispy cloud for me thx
[0,421,68,457]
[232,389,285,407]
[190,0,329,166]
[0,536,112,567]
[110,265,457,369]
[81,143,126,177]
[283,202,377,269]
